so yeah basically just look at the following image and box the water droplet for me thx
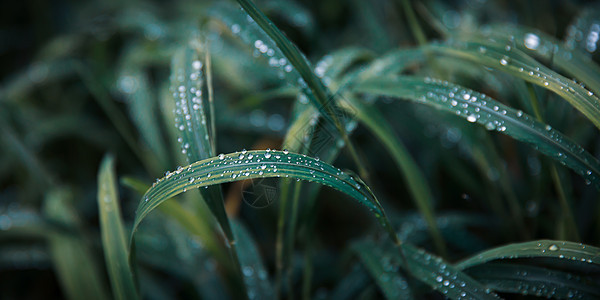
[219,154,225,160]
[524,33,540,50]
[466,114,477,122]
[548,244,559,251]
[264,152,272,159]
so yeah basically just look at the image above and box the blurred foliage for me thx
[1,0,600,299]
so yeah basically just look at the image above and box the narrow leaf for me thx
[456,240,600,270]
[355,76,600,188]
[97,155,139,300]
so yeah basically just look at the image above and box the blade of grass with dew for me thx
[356,239,501,299]
[428,39,600,130]
[354,76,600,188]
[352,241,414,299]
[480,24,600,95]
[170,39,234,242]
[131,150,397,243]
[97,155,138,300]
[465,263,600,299]
[398,243,501,299]
[456,240,600,270]
[232,0,368,179]
[44,189,109,300]
[339,94,446,256]
[231,220,275,300]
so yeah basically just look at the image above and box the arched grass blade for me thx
[232,220,275,300]
[97,155,139,300]
[131,150,397,243]
[456,240,600,270]
[340,95,446,256]
[480,24,600,95]
[43,189,110,300]
[355,76,600,188]
[428,40,600,130]
[352,241,413,299]
[466,263,600,299]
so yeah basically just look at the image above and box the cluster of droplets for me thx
[419,77,599,187]
[565,11,600,54]
[222,9,307,87]
[241,263,271,300]
[172,54,208,157]
[146,149,378,211]
[408,246,491,299]
[314,54,333,86]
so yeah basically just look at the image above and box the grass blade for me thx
[466,263,600,299]
[355,76,600,188]
[232,220,275,300]
[456,240,600,270]
[352,241,414,299]
[481,24,600,95]
[44,189,109,300]
[131,150,397,243]
[97,155,139,300]
[170,39,234,242]
[233,0,369,179]
[428,39,600,130]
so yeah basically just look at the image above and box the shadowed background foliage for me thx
[1,0,600,299]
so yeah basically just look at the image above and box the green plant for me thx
[1,0,600,299]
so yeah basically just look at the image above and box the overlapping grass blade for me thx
[355,76,600,188]
[456,240,600,270]
[428,39,600,130]
[97,155,139,300]
[169,39,233,241]
[352,241,413,299]
[340,95,446,256]
[355,239,500,299]
[466,263,600,299]
[131,150,396,242]
[232,220,275,300]
[232,0,368,178]
[44,189,109,300]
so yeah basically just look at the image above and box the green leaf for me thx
[400,243,501,299]
[170,39,233,241]
[354,76,600,188]
[354,240,500,300]
[456,240,600,270]
[428,39,600,130]
[480,24,600,95]
[131,150,397,243]
[97,155,139,300]
[352,241,413,299]
[232,220,275,300]
[465,263,600,299]
[44,189,109,300]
